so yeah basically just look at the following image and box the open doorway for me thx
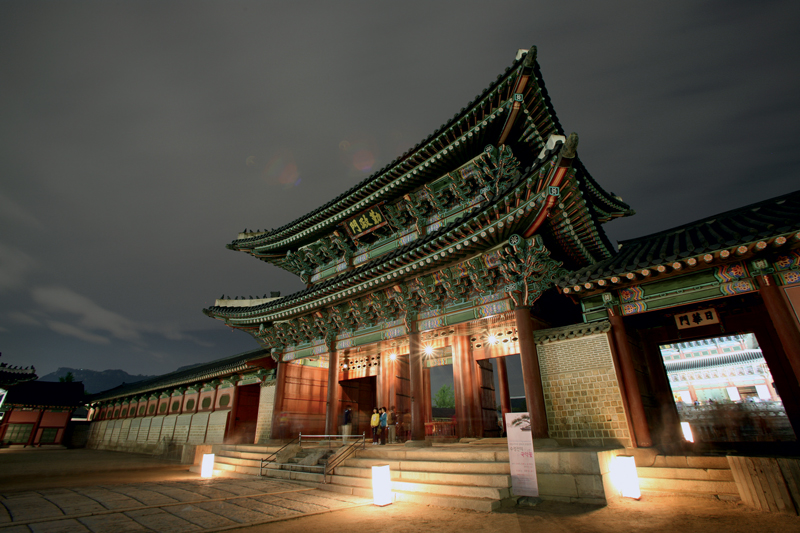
[660,333,796,443]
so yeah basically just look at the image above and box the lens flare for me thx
[262,149,301,189]
[352,149,375,172]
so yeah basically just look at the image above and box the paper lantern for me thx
[610,456,640,499]
[372,465,392,506]
[681,422,694,443]
[201,454,215,478]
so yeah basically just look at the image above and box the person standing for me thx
[370,408,380,445]
[379,406,388,445]
[342,405,352,444]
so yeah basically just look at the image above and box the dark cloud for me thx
[1,1,799,376]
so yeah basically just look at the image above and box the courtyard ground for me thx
[0,447,797,532]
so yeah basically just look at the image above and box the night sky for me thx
[2,1,799,381]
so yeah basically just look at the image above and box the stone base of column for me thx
[404,439,432,448]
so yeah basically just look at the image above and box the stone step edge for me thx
[316,483,501,513]
[331,466,510,487]
[327,474,508,499]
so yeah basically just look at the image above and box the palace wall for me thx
[536,329,632,448]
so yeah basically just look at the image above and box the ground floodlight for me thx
[681,422,694,443]
[201,454,215,478]
[372,464,392,506]
[610,456,640,499]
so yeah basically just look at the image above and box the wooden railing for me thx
[425,421,456,437]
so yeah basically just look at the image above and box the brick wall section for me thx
[537,332,631,448]
[255,382,276,443]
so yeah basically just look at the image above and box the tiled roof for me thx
[0,358,37,388]
[559,189,800,287]
[229,48,565,252]
[3,381,84,408]
[88,348,270,402]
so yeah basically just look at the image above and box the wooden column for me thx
[515,306,549,438]
[496,356,512,422]
[607,308,653,447]
[757,274,800,384]
[451,335,469,438]
[324,349,340,436]
[409,330,425,441]
[271,360,288,439]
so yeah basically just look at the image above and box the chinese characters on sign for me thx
[344,206,387,239]
[674,308,720,330]
[505,412,539,497]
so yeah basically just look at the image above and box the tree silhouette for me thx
[59,371,75,383]
[433,385,455,408]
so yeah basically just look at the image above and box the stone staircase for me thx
[320,446,513,512]
[200,442,741,509]
[204,443,334,482]
[633,454,739,500]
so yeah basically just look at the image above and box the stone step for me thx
[328,473,510,500]
[637,466,734,482]
[343,457,510,474]
[638,477,739,496]
[215,449,283,461]
[315,483,501,512]
[353,448,508,462]
[214,444,284,454]
[331,465,511,488]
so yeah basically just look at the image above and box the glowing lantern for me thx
[681,422,694,443]
[610,456,640,499]
[201,454,215,478]
[372,465,392,506]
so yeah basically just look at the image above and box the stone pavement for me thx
[0,478,372,532]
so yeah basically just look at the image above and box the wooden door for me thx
[477,360,499,437]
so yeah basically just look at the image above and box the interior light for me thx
[201,454,215,478]
[610,456,640,499]
[487,335,497,345]
[424,345,434,356]
[389,353,397,361]
[372,465,392,506]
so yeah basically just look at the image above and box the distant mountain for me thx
[38,368,158,394]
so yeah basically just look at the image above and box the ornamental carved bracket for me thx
[348,298,373,329]
[497,234,567,307]
[481,145,521,197]
[416,277,442,310]
[367,290,395,323]
[465,257,498,295]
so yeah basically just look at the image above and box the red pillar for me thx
[607,308,653,447]
[515,306,549,438]
[757,274,800,385]
[452,336,469,438]
[324,350,341,436]
[271,360,288,439]
[496,357,512,421]
[409,330,425,441]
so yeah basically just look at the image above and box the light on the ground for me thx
[610,456,640,499]
[372,465,392,506]
[201,454,215,478]
[424,345,434,356]
[681,422,694,443]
